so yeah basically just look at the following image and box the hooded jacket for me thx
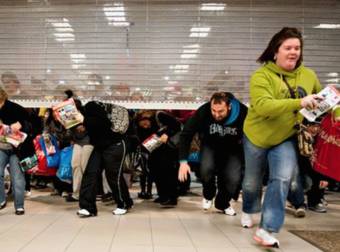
[179,93,248,161]
[244,61,322,148]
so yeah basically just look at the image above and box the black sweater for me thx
[179,98,248,161]
[0,100,33,156]
[84,101,123,150]
[0,100,30,132]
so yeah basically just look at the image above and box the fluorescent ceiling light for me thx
[169,64,189,70]
[70,54,86,59]
[190,27,211,32]
[53,33,74,38]
[190,32,209,38]
[103,6,125,12]
[183,44,200,48]
[174,70,188,74]
[79,71,93,75]
[104,3,129,26]
[51,22,71,28]
[327,72,339,77]
[55,28,74,32]
[200,3,226,11]
[183,49,199,54]
[108,22,130,27]
[326,78,339,83]
[164,76,169,80]
[72,64,86,69]
[105,76,111,80]
[181,54,197,59]
[55,38,75,42]
[58,80,65,84]
[314,24,340,29]
[105,11,125,17]
[107,16,126,22]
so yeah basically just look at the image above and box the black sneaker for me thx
[102,193,113,202]
[15,208,25,215]
[66,195,78,202]
[153,197,162,203]
[308,203,327,213]
[138,192,152,199]
[160,198,177,207]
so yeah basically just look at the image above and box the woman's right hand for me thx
[300,94,323,110]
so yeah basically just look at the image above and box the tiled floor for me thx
[1,184,339,252]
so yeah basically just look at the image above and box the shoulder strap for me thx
[281,75,296,99]
[277,73,296,98]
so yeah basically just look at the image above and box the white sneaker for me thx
[25,191,31,198]
[224,206,236,216]
[61,192,68,198]
[202,198,212,210]
[241,212,254,228]
[253,228,279,248]
[113,208,127,215]
[77,209,96,217]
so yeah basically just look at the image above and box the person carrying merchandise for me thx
[60,90,94,202]
[241,27,323,248]
[135,110,182,207]
[178,92,248,215]
[77,101,132,217]
[0,87,33,215]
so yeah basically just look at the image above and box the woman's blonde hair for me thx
[0,87,8,102]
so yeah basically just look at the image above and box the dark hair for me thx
[210,92,234,105]
[257,27,303,68]
[135,110,155,122]
[64,89,74,99]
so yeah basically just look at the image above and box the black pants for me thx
[307,169,325,207]
[149,145,179,201]
[200,145,243,210]
[79,141,132,214]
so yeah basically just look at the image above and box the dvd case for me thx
[52,98,84,129]
[0,123,27,147]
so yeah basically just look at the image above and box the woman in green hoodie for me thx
[240,27,323,248]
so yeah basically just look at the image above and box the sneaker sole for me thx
[224,212,236,216]
[295,210,306,218]
[253,235,279,248]
[77,212,97,218]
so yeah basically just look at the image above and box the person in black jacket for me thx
[77,101,132,217]
[178,92,247,215]
[135,110,182,206]
[0,87,32,215]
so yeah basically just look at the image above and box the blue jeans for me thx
[0,150,25,209]
[200,144,242,210]
[242,135,298,233]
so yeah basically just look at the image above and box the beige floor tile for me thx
[151,217,193,247]
[153,246,196,252]
[112,215,152,246]
[0,187,338,252]
[110,246,153,252]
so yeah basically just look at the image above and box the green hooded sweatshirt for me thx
[244,61,322,148]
